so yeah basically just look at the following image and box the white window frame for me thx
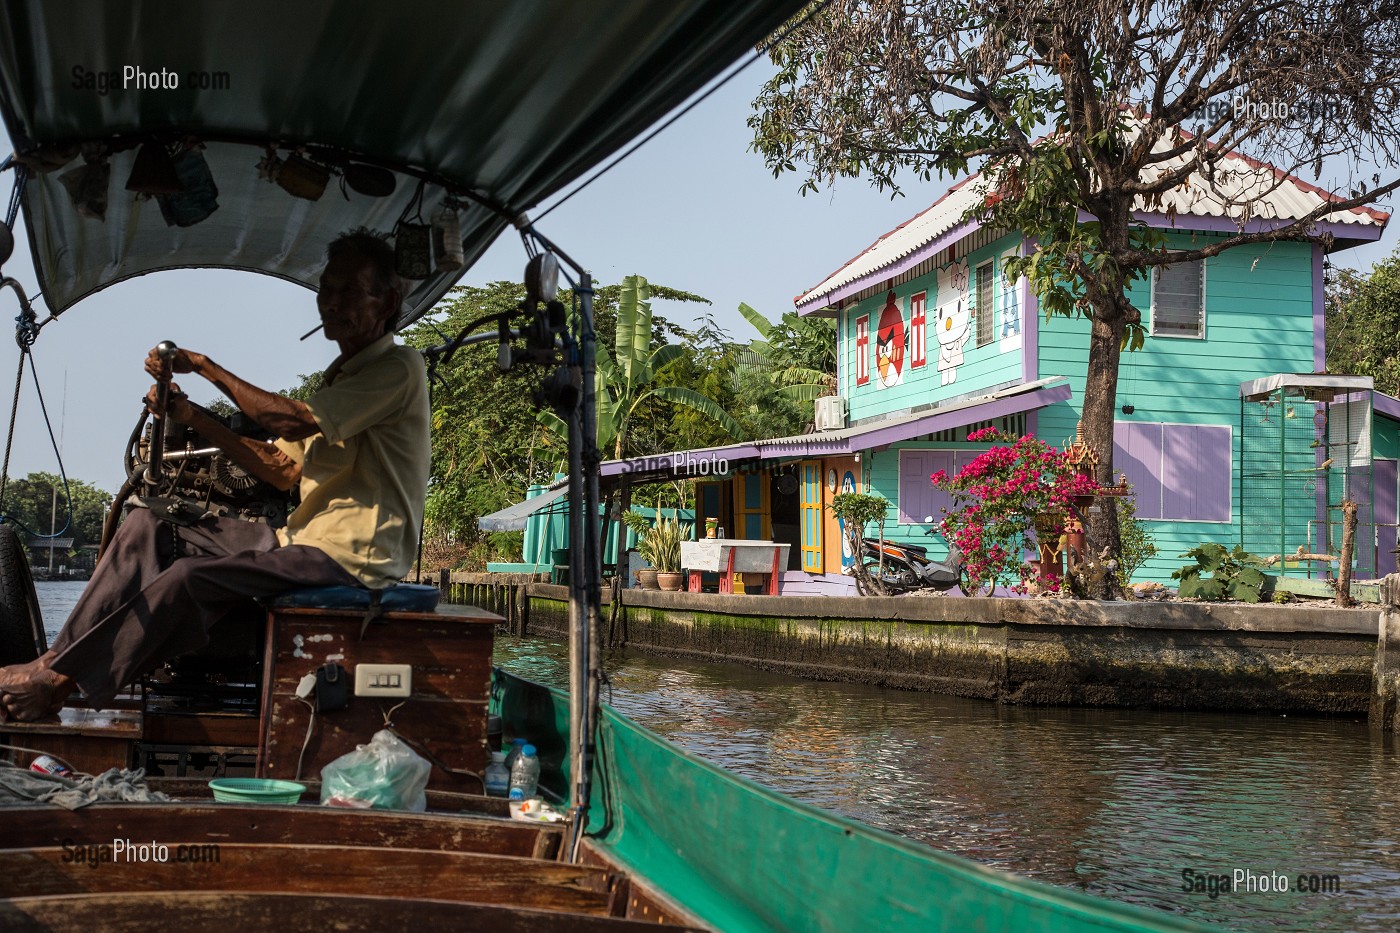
[975,260,994,348]
[1149,254,1207,339]
[1115,421,1233,523]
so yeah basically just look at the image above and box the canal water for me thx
[36,581,1400,932]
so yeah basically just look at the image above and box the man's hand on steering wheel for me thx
[145,382,194,423]
[144,344,201,381]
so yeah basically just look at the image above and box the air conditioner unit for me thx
[814,395,847,432]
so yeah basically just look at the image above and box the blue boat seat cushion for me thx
[268,583,441,613]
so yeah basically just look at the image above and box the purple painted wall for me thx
[1375,459,1398,578]
[1313,244,1326,372]
[1021,239,1038,382]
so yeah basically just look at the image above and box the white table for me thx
[680,539,791,594]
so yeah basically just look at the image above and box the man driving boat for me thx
[0,228,431,721]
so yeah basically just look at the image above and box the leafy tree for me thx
[1326,252,1400,396]
[0,471,113,547]
[738,302,837,403]
[551,275,743,459]
[1115,488,1158,589]
[752,0,1400,595]
[660,312,745,450]
[829,491,893,595]
[730,359,808,439]
[401,281,564,558]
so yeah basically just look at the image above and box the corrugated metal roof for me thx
[795,121,1391,312]
[597,376,1069,478]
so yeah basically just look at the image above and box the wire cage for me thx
[1239,374,1376,578]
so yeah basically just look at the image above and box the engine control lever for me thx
[145,340,179,486]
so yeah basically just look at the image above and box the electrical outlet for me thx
[353,663,412,698]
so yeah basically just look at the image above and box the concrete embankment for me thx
[438,571,1399,716]
[479,579,1379,715]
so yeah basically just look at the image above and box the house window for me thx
[1113,422,1230,521]
[855,315,870,386]
[1150,256,1205,338]
[898,449,981,524]
[976,262,994,347]
[910,291,927,368]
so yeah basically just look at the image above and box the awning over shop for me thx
[477,482,568,533]
[598,376,1071,482]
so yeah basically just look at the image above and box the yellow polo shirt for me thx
[274,335,430,588]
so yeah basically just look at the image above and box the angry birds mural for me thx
[875,290,907,389]
[935,260,973,385]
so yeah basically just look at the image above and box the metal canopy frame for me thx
[0,0,803,327]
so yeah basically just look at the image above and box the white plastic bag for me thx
[319,729,431,811]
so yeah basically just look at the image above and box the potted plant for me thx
[622,511,660,589]
[649,516,690,591]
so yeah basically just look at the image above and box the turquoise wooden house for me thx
[503,139,1395,593]
[785,145,1394,586]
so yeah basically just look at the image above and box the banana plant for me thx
[540,275,742,459]
[737,302,836,403]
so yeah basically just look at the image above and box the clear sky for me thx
[0,62,1395,497]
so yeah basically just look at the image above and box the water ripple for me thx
[494,635,1400,933]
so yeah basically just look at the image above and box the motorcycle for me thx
[858,516,993,596]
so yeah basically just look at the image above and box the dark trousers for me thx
[49,508,356,708]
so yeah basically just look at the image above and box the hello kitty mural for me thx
[934,259,972,385]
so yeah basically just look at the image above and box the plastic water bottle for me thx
[484,751,510,797]
[504,737,526,773]
[509,743,540,800]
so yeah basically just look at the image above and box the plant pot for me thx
[656,571,685,592]
[638,569,660,590]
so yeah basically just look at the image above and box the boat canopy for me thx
[0,0,801,327]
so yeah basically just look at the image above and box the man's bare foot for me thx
[0,650,58,689]
[1,668,74,722]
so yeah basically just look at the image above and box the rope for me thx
[0,346,24,511]
[0,339,76,537]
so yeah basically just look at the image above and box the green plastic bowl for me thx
[208,778,306,804]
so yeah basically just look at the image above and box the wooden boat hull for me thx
[1,671,1204,932]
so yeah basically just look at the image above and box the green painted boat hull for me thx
[494,669,1204,932]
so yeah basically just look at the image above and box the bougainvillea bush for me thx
[931,428,1099,593]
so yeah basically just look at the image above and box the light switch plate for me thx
[353,663,412,698]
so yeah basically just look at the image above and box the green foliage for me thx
[401,281,567,553]
[647,516,690,574]
[621,510,656,566]
[1172,544,1270,603]
[280,371,326,403]
[829,491,891,596]
[0,471,112,547]
[1326,251,1400,395]
[737,302,837,400]
[557,275,742,459]
[1114,490,1158,588]
[828,491,888,529]
[622,509,692,573]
